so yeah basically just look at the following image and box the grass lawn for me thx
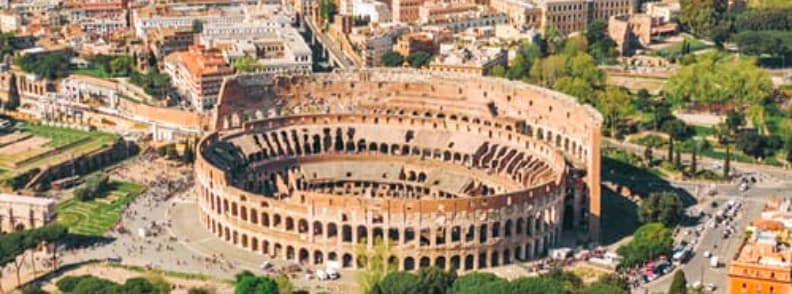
[57,181,146,236]
[71,66,111,78]
[20,124,116,149]
[652,36,712,58]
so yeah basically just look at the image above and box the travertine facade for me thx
[195,69,602,271]
[0,194,55,233]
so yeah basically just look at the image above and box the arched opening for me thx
[313,250,323,264]
[435,256,446,269]
[327,223,338,239]
[404,257,415,271]
[286,246,295,260]
[419,257,431,268]
[357,225,368,244]
[464,255,474,270]
[343,254,353,268]
[298,219,308,234]
[342,225,352,242]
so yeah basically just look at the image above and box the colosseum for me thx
[194,69,602,271]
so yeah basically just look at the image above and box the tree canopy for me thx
[407,51,432,68]
[381,51,405,67]
[616,223,673,268]
[663,52,773,111]
[234,271,278,294]
[638,192,684,227]
[16,51,72,80]
[679,0,729,38]
[668,270,688,294]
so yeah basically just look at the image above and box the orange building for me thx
[163,45,234,111]
[727,200,792,294]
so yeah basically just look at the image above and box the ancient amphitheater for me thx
[194,69,602,272]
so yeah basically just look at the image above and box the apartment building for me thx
[727,198,792,294]
[146,27,196,59]
[429,43,507,75]
[164,45,235,111]
[489,0,636,35]
[392,0,423,23]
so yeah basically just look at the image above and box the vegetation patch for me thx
[57,181,145,236]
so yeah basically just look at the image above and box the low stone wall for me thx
[25,141,139,191]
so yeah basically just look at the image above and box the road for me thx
[304,18,353,69]
[633,182,788,294]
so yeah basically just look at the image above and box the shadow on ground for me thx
[600,155,699,245]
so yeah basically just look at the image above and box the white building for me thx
[352,0,392,23]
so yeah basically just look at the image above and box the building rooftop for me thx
[165,45,234,76]
[0,194,56,206]
[433,44,504,67]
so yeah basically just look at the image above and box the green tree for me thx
[381,51,405,67]
[109,56,134,77]
[561,35,588,56]
[15,51,71,80]
[543,27,566,55]
[616,223,673,267]
[192,19,204,34]
[5,73,19,111]
[638,192,684,227]
[508,276,565,294]
[664,52,773,111]
[188,287,212,294]
[661,119,689,163]
[418,266,456,294]
[356,237,396,294]
[371,272,423,294]
[539,268,582,292]
[489,65,506,77]
[449,272,503,294]
[235,271,278,294]
[233,56,263,73]
[596,86,634,138]
[585,20,617,62]
[273,275,293,294]
[668,270,688,294]
[679,0,728,38]
[407,51,432,68]
[507,41,540,80]
[717,110,745,178]
[319,0,337,23]
[123,277,160,294]
[530,55,567,88]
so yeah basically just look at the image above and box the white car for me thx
[703,251,711,258]
[259,261,272,269]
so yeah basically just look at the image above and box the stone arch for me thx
[299,248,310,263]
[261,212,270,227]
[314,250,323,264]
[342,225,352,242]
[286,246,295,260]
[490,251,500,267]
[464,255,474,270]
[419,256,431,268]
[285,217,295,231]
[298,219,309,234]
[404,257,415,271]
[357,225,368,244]
[327,223,338,239]
[435,256,446,269]
[450,255,461,271]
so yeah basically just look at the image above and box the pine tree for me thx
[668,270,687,294]
[5,73,19,111]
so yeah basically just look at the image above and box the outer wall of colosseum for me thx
[194,69,602,272]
